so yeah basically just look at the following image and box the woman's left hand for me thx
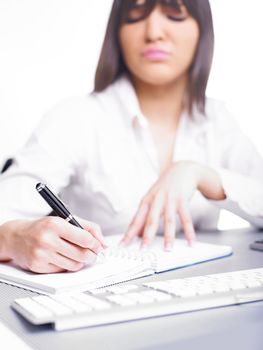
[121,161,225,250]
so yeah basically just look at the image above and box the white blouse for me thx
[1,75,263,234]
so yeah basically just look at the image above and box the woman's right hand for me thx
[0,216,107,273]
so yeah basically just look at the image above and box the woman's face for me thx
[119,1,200,86]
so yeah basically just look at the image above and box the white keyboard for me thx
[12,268,263,331]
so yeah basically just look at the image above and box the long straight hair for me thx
[95,0,214,115]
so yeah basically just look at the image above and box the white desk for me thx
[0,320,32,350]
[0,228,262,350]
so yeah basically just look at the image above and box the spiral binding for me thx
[99,247,157,265]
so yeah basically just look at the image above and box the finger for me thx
[54,236,99,264]
[121,201,149,246]
[76,217,107,249]
[57,221,102,254]
[141,192,164,249]
[177,200,196,246]
[25,249,66,274]
[46,264,66,273]
[27,263,65,274]
[164,199,176,251]
[50,252,90,272]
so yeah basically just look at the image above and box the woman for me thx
[0,0,263,273]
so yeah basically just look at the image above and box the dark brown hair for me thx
[94,0,214,115]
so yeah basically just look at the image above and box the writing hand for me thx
[0,216,106,273]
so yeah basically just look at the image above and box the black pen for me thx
[36,183,83,228]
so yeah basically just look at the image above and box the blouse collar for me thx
[110,74,210,133]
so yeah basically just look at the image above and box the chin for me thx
[136,73,178,86]
[132,66,183,87]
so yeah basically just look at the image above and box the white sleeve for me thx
[0,97,94,224]
[207,101,263,227]
[215,168,263,227]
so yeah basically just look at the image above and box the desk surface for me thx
[0,228,263,350]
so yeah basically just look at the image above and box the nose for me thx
[144,6,166,43]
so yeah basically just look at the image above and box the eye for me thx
[124,0,149,24]
[161,0,188,22]
[126,7,146,23]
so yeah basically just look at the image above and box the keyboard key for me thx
[140,290,172,301]
[145,282,174,294]
[52,295,92,313]
[121,284,139,291]
[106,295,137,306]
[33,296,72,316]
[244,279,262,288]
[14,298,53,319]
[88,288,107,295]
[142,281,167,290]
[211,283,230,293]
[174,288,197,298]
[126,292,155,304]
[228,280,247,290]
[196,286,214,296]
[104,286,128,294]
[74,293,111,310]
[149,284,196,297]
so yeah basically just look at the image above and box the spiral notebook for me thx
[0,234,232,294]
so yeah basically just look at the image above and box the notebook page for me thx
[150,239,232,272]
[105,234,232,272]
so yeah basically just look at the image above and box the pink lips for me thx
[143,48,170,61]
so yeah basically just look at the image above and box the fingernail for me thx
[118,240,125,247]
[165,243,173,252]
[188,238,196,247]
[140,243,148,250]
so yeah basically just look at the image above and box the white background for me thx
[0,0,262,229]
